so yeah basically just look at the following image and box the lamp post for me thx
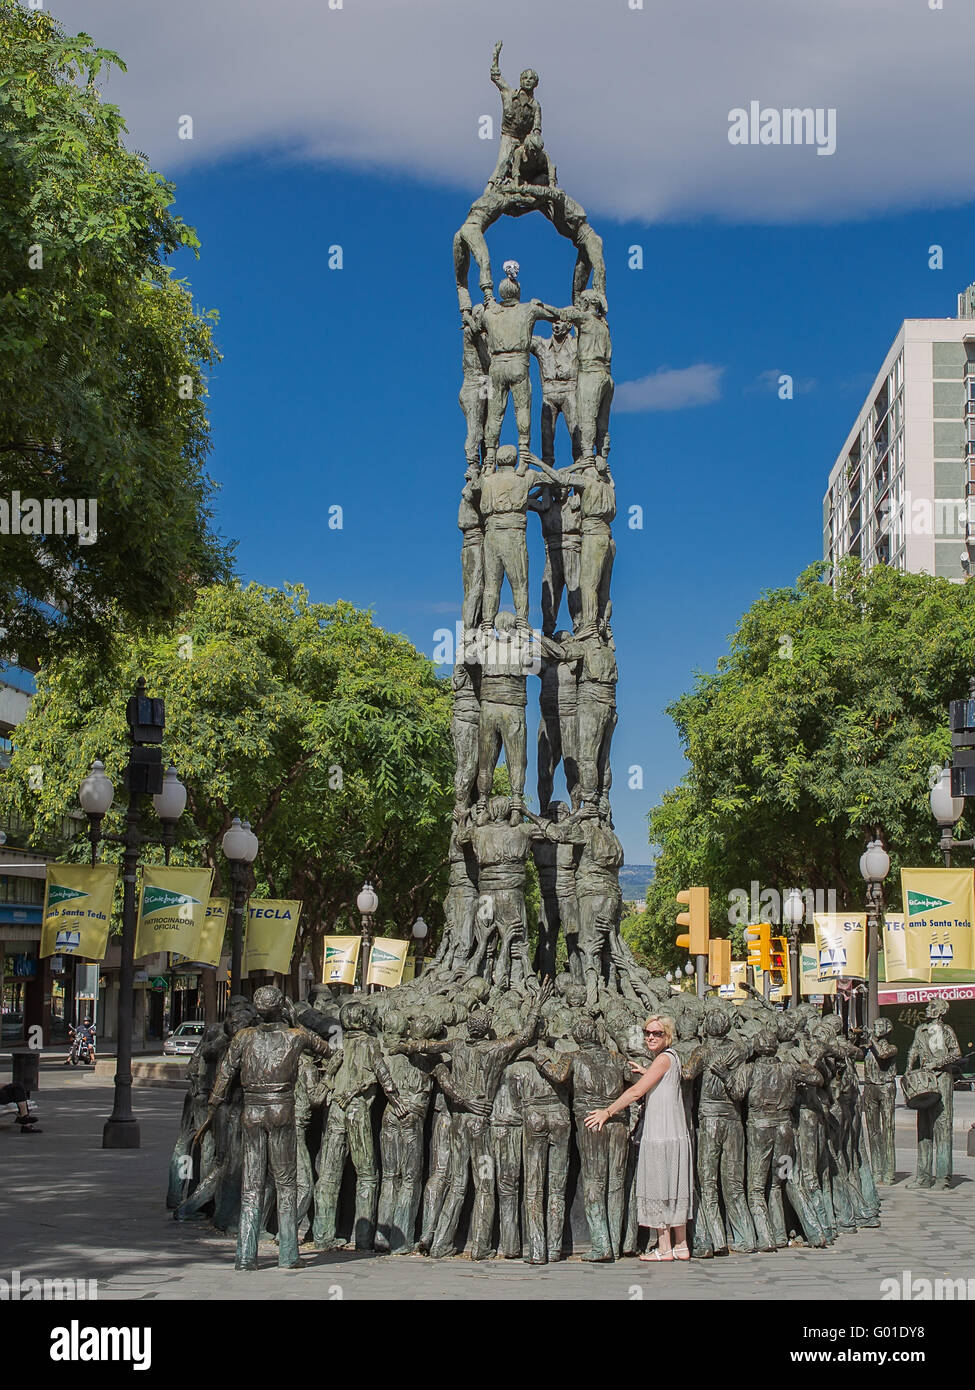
[930,763,966,866]
[859,837,891,1028]
[356,881,378,991]
[222,817,259,995]
[782,888,804,1010]
[412,915,428,978]
[79,679,186,1150]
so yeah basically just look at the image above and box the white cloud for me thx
[51,0,975,225]
[614,364,723,413]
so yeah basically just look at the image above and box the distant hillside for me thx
[619,864,653,903]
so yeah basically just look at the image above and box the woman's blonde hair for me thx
[644,1014,675,1047]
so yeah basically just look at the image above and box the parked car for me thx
[163,1020,206,1056]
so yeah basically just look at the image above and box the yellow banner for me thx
[799,945,836,996]
[718,961,748,1003]
[41,863,118,959]
[197,896,229,967]
[881,914,924,983]
[323,935,360,986]
[367,937,409,989]
[135,866,213,959]
[900,868,975,978]
[244,899,301,975]
[813,913,867,979]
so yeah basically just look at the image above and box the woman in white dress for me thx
[584,1014,693,1261]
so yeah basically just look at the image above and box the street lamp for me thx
[412,915,429,978]
[859,836,891,1028]
[782,888,805,1010]
[79,678,186,1149]
[356,881,378,991]
[930,764,966,866]
[222,817,259,995]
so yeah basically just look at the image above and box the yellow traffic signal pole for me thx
[676,887,710,999]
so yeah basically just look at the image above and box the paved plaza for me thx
[2,1071,975,1301]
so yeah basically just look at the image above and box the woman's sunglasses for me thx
[644,1029,665,1038]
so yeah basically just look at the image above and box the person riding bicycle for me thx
[65,1017,96,1066]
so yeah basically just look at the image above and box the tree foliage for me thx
[628,561,975,968]
[1,583,455,966]
[0,0,232,662]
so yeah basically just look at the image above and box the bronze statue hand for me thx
[469,1097,492,1118]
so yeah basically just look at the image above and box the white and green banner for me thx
[41,863,118,959]
[323,935,360,986]
[813,913,867,979]
[244,899,301,976]
[367,937,410,989]
[134,866,214,959]
[900,868,975,978]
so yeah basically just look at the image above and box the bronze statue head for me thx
[253,985,285,1022]
[572,1016,599,1046]
[519,69,539,92]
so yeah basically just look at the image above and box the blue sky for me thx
[51,0,975,860]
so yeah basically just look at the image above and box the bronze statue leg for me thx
[430,1112,473,1258]
[493,1122,522,1257]
[346,1096,380,1250]
[745,1121,777,1251]
[547,1113,571,1260]
[476,710,503,802]
[236,1105,268,1271]
[576,1121,613,1260]
[541,534,565,634]
[396,1115,426,1253]
[469,1116,497,1260]
[418,1108,451,1252]
[718,1118,756,1253]
[497,529,529,626]
[296,1122,314,1230]
[461,538,484,631]
[522,1109,549,1263]
[511,372,532,454]
[498,702,527,799]
[266,1105,299,1268]
[460,382,487,468]
[312,1109,349,1249]
[606,1119,629,1258]
[695,1118,727,1253]
[376,1114,401,1253]
[537,710,561,809]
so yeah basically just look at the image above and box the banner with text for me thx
[813,913,867,979]
[900,868,975,978]
[799,945,836,996]
[172,897,229,969]
[134,866,214,959]
[244,900,301,975]
[367,937,410,989]
[322,935,360,986]
[880,913,924,982]
[40,863,118,959]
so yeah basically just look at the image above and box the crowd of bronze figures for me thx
[166,975,960,1269]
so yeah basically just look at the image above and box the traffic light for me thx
[675,886,710,956]
[708,936,731,987]
[769,934,790,992]
[744,922,772,972]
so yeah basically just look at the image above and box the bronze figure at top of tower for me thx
[487,41,557,192]
[452,45,606,311]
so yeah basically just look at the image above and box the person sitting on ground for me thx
[0,1082,41,1131]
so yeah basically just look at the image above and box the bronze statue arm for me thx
[208,1032,245,1107]
[391,1037,455,1057]
[433,1063,490,1116]
[535,1053,572,1086]
[867,1037,899,1062]
[681,1045,707,1082]
[490,41,511,94]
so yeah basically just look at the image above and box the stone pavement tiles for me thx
[2,1074,974,1301]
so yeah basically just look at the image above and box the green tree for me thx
[629,561,975,968]
[0,1,232,663]
[2,583,455,983]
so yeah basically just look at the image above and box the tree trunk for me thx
[201,966,218,1025]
